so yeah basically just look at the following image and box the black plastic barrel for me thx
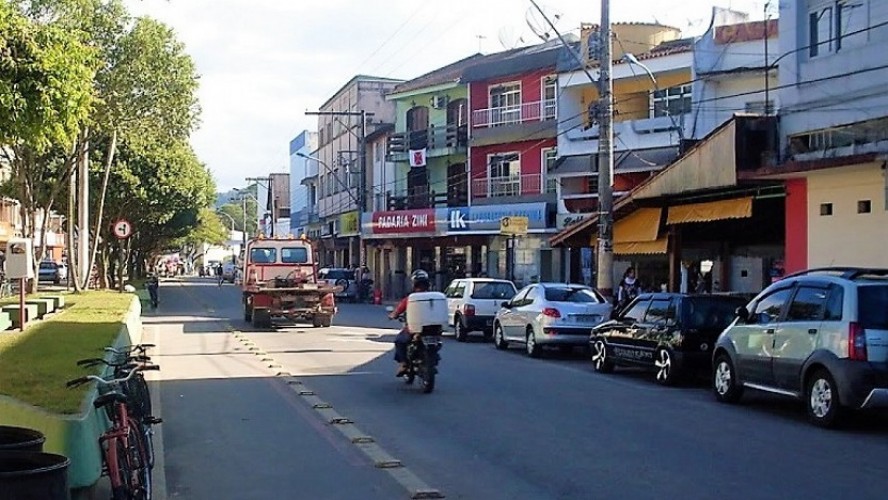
[0,451,71,500]
[0,426,46,452]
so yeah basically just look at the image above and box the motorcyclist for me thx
[388,269,430,377]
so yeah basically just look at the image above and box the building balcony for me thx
[470,100,557,147]
[471,174,546,200]
[386,189,467,211]
[387,124,468,161]
[472,99,557,128]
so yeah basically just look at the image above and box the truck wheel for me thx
[252,308,271,329]
[312,314,332,328]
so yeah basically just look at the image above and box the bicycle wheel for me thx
[126,422,151,499]
[109,437,134,500]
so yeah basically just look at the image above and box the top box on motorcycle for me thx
[406,292,448,335]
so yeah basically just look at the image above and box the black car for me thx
[590,293,747,385]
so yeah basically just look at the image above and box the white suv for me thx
[712,267,888,427]
[444,279,518,342]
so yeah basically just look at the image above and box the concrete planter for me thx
[0,296,141,489]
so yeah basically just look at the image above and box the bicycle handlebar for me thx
[65,364,159,388]
[104,344,155,355]
[77,355,152,368]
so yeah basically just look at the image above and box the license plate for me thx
[571,315,600,323]
[422,336,441,346]
[485,319,493,326]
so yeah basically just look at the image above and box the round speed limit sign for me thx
[113,219,132,240]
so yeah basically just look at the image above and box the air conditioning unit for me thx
[430,95,449,109]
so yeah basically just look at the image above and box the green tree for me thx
[217,198,259,235]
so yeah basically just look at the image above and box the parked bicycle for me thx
[68,345,161,499]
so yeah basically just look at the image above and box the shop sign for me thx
[370,209,436,235]
[339,211,360,236]
[500,216,529,236]
[446,203,548,233]
[557,213,593,230]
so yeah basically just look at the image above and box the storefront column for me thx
[669,226,683,293]
[434,246,442,290]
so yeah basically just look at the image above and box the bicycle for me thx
[68,359,159,499]
[79,346,161,469]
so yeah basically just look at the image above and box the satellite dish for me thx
[525,5,563,42]
[497,26,526,50]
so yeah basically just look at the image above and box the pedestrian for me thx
[616,267,640,312]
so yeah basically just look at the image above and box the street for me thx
[148,278,888,499]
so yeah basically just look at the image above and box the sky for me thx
[125,0,772,191]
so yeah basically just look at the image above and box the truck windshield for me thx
[281,247,309,264]
[250,248,277,264]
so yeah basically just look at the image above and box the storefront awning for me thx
[614,238,668,255]
[590,207,664,254]
[667,197,752,225]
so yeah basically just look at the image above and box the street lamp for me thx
[216,211,238,261]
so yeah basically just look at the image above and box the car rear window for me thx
[324,269,354,280]
[281,247,309,264]
[684,297,746,329]
[544,287,602,303]
[471,282,516,299]
[858,285,888,329]
[39,262,56,269]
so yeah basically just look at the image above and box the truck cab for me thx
[241,235,339,328]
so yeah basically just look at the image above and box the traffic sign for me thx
[112,219,132,240]
[500,216,529,236]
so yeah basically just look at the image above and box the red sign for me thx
[372,209,436,234]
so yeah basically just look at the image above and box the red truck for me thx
[241,235,339,328]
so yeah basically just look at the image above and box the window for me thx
[452,282,466,299]
[823,285,844,321]
[622,299,651,323]
[543,148,558,194]
[542,76,557,119]
[751,288,793,324]
[320,269,355,281]
[281,247,309,264]
[544,286,603,304]
[471,281,516,300]
[250,248,277,264]
[858,285,888,329]
[809,0,869,57]
[785,286,829,322]
[488,153,521,197]
[684,297,746,329]
[489,82,521,125]
[644,299,676,326]
[820,203,833,216]
[650,85,692,118]
[510,287,531,307]
[858,200,872,213]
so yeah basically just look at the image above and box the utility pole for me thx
[245,176,271,237]
[596,0,615,298]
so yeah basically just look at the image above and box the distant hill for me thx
[215,183,258,208]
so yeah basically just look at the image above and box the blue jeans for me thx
[394,329,411,362]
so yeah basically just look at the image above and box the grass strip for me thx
[0,291,135,414]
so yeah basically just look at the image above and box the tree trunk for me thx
[67,171,81,292]
[88,129,117,289]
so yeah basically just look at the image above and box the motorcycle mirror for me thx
[385,306,394,313]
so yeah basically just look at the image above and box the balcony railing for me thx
[471,173,543,199]
[472,99,557,128]
[387,123,468,155]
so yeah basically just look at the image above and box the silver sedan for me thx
[493,283,613,357]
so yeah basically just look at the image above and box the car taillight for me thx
[849,322,867,361]
[463,304,476,316]
[542,307,561,318]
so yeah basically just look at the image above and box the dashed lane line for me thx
[179,281,444,499]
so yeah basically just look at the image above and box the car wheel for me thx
[454,315,468,342]
[525,327,541,358]
[654,347,680,386]
[591,339,614,373]
[806,369,844,428]
[712,354,743,404]
[493,324,508,350]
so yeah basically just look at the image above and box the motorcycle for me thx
[387,307,442,394]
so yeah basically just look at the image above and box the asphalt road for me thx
[150,278,888,500]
